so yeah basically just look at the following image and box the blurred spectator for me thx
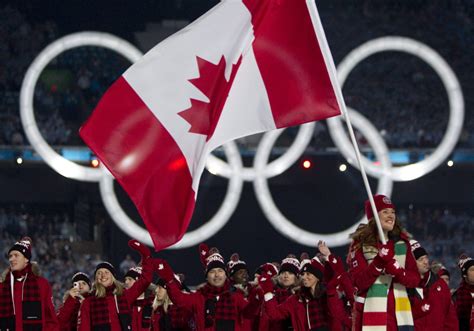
[398,206,474,288]
[119,254,137,275]
[0,3,473,150]
[0,4,127,147]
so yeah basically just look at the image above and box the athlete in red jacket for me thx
[453,254,474,331]
[320,249,354,331]
[78,240,153,331]
[347,195,420,331]
[57,272,91,331]
[124,266,155,331]
[0,237,59,331]
[257,256,298,331]
[407,241,458,330]
[155,244,262,331]
[260,242,348,331]
[227,253,260,331]
[151,278,194,331]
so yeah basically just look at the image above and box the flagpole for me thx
[306,0,386,244]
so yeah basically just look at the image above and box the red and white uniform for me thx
[453,281,474,331]
[57,294,88,331]
[408,271,458,330]
[78,260,153,331]
[348,237,420,331]
[165,279,261,331]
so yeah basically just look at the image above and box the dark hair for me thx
[349,217,407,251]
[299,281,324,299]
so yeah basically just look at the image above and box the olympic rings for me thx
[19,32,244,249]
[253,109,393,247]
[206,120,316,181]
[19,32,143,182]
[327,36,464,181]
[99,142,244,248]
[20,33,465,248]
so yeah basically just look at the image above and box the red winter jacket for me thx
[232,283,260,331]
[348,238,420,331]
[151,303,194,331]
[324,255,354,331]
[1,271,60,331]
[453,281,474,331]
[131,296,154,331]
[165,279,261,331]
[263,288,343,331]
[258,285,294,331]
[263,256,349,331]
[78,260,153,331]
[408,272,458,331]
[57,294,88,331]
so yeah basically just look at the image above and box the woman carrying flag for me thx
[348,195,420,330]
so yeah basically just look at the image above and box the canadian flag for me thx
[80,0,342,250]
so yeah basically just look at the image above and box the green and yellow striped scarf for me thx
[361,241,414,331]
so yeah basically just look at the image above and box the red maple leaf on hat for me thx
[179,55,242,141]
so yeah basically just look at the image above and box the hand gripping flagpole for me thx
[307,0,386,244]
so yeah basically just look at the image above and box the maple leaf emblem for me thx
[179,55,242,141]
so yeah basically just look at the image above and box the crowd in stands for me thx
[0,5,128,147]
[1,195,473,330]
[1,3,474,150]
[0,202,472,309]
[0,5,57,145]
[397,206,474,288]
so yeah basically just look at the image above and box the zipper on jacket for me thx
[21,273,28,301]
[114,294,120,313]
[306,299,311,329]
[10,272,16,315]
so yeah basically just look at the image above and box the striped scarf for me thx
[362,241,414,331]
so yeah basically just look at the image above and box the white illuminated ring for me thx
[20,33,465,249]
[254,109,393,247]
[19,32,143,182]
[206,122,315,181]
[20,32,245,249]
[99,142,244,248]
[328,36,464,181]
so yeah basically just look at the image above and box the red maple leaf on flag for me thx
[179,55,242,141]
